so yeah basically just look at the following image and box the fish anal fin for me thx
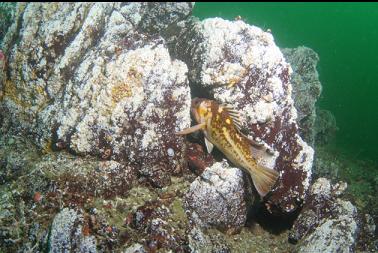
[204,138,214,153]
[176,123,205,135]
[250,164,279,197]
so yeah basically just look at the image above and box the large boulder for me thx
[166,17,314,213]
[281,46,322,147]
[184,160,253,231]
[49,208,97,253]
[290,178,359,253]
[0,3,194,187]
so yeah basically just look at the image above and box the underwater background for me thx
[0,3,377,252]
[194,2,378,162]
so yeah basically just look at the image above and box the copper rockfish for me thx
[177,98,279,197]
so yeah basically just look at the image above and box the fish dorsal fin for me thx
[222,104,243,131]
[204,137,214,153]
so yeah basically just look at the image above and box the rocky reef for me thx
[281,46,322,147]
[1,2,193,189]
[166,17,314,214]
[0,3,16,45]
[290,177,377,253]
[184,160,253,232]
[0,2,376,253]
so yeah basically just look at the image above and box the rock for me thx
[281,47,322,147]
[137,2,194,34]
[188,226,231,253]
[1,3,193,187]
[34,152,136,201]
[124,243,147,253]
[0,134,40,184]
[49,208,97,253]
[166,17,314,213]
[312,146,342,181]
[184,160,252,231]
[357,213,378,252]
[290,178,359,253]
[0,2,16,45]
[314,109,338,146]
[281,47,338,147]
[186,143,216,176]
[127,198,190,252]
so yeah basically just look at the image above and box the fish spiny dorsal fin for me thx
[221,104,243,131]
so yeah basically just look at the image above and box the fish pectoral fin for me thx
[204,137,214,153]
[250,164,279,198]
[176,123,206,135]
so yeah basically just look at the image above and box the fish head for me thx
[191,98,214,124]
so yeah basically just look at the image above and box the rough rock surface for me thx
[290,178,359,253]
[281,47,322,147]
[312,146,342,180]
[0,2,16,45]
[184,160,252,231]
[1,2,193,187]
[314,108,338,145]
[49,208,97,253]
[188,226,231,252]
[166,17,314,213]
[126,197,190,252]
[35,152,136,202]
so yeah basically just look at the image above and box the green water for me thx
[193,3,378,162]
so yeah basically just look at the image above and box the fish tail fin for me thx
[249,163,279,198]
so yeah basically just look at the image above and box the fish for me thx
[177,98,279,198]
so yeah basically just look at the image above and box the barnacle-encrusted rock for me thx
[290,178,359,253]
[124,244,147,253]
[312,145,342,180]
[49,208,97,253]
[137,2,194,34]
[166,17,314,213]
[1,3,193,187]
[314,108,338,145]
[35,152,136,201]
[184,160,252,231]
[281,47,322,146]
[188,226,231,253]
[126,196,190,252]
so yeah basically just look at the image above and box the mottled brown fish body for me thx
[205,103,255,170]
[182,98,279,197]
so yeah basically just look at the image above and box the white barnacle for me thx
[167,148,175,157]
